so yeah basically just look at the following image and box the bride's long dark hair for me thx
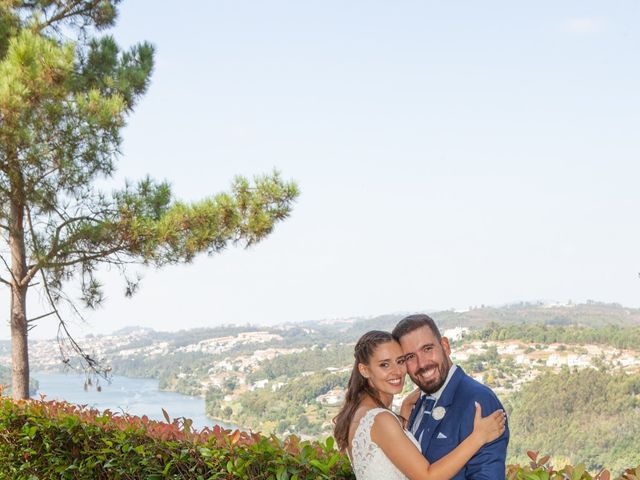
[333,330,396,451]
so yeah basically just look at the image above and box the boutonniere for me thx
[432,406,446,420]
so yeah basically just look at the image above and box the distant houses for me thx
[317,388,345,405]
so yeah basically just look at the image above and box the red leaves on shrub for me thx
[0,395,356,479]
[622,466,640,480]
[2,396,638,480]
[508,452,630,480]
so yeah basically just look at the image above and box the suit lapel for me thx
[420,367,465,453]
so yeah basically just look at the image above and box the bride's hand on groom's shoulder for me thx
[472,402,507,445]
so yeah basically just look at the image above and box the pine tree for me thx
[0,1,299,399]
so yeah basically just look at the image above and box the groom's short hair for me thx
[392,314,442,342]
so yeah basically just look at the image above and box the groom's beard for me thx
[411,361,450,394]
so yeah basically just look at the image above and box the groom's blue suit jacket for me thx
[407,367,509,479]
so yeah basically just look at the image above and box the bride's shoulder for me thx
[355,408,403,436]
[368,409,405,442]
[352,403,380,422]
[350,406,387,438]
[370,409,403,429]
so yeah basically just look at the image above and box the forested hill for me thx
[4,302,636,357]
[298,301,640,341]
[430,301,640,328]
[9,301,640,375]
[506,367,640,474]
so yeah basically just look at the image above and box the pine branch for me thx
[39,268,109,379]
[27,310,56,324]
[21,213,112,287]
[0,254,18,286]
[35,0,107,32]
[41,246,125,270]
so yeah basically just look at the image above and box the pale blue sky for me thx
[5,1,640,339]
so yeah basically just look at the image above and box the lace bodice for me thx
[349,408,421,480]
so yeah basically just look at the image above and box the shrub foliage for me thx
[507,451,639,480]
[0,396,352,479]
[0,396,637,479]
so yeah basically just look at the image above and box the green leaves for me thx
[77,35,154,111]
[507,368,640,475]
[18,1,120,33]
[507,451,617,480]
[0,0,299,403]
[5,397,640,480]
[113,171,299,265]
[0,396,355,479]
[9,395,637,480]
[0,29,73,137]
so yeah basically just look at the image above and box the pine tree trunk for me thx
[10,285,29,400]
[9,197,29,400]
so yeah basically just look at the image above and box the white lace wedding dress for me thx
[349,407,421,480]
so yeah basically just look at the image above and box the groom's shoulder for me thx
[454,367,501,402]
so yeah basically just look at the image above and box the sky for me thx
[3,1,640,339]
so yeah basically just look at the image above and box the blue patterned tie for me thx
[414,396,436,442]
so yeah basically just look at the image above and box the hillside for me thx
[3,301,640,471]
[506,368,640,474]
[432,301,640,328]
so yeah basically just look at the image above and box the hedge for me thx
[0,396,637,479]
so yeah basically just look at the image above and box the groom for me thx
[392,314,509,479]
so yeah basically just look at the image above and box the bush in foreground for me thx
[0,396,352,479]
[507,451,639,480]
[0,396,638,479]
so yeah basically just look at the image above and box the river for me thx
[32,371,232,431]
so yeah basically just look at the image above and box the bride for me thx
[333,331,506,480]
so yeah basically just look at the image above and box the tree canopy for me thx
[506,367,640,474]
[0,0,299,399]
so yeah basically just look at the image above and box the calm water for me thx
[32,371,231,431]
